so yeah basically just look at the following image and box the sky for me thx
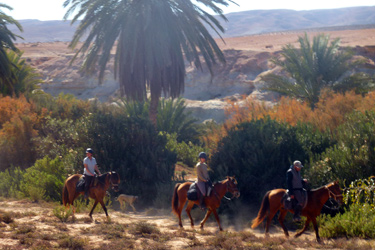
[1,0,374,21]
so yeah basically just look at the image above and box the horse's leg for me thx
[185,201,195,228]
[212,209,223,231]
[89,200,99,219]
[99,199,108,217]
[177,195,186,227]
[278,209,289,237]
[199,209,212,230]
[310,217,321,243]
[295,217,311,238]
[265,208,278,235]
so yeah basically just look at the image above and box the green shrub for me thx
[308,111,375,186]
[343,177,375,207]
[210,118,308,206]
[165,133,205,167]
[0,167,24,198]
[20,156,66,201]
[84,106,176,207]
[320,203,375,238]
[53,205,73,223]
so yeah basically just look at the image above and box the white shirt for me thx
[83,157,97,176]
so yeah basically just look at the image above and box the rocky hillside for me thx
[10,6,375,43]
[14,6,375,123]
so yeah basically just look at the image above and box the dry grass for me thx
[1,198,375,249]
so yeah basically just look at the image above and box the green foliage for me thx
[0,4,23,95]
[210,118,308,206]
[343,177,375,208]
[0,167,24,198]
[262,33,359,108]
[6,50,42,97]
[116,97,202,144]
[84,105,176,206]
[20,156,66,201]
[319,203,375,238]
[33,116,88,173]
[157,98,201,144]
[53,205,73,222]
[165,133,205,168]
[308,111,375,186]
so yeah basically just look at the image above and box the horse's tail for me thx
[172,183,181,215]
[62,182,69,206]
[251,190,271,229]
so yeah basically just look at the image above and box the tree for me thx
[262,33,361,109]
[63,0,236,124]
[0,4,23,94]
[5,50,42,97]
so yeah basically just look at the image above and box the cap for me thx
[293,160,303,168]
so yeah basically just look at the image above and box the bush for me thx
[20,156,66,201]
[210,118,308,207]
[165,133,205,168]
[83,105,176,207]
[53,206,73,223]
[0,167,24,198]
[320,203,375,238]
[308,111,375,186]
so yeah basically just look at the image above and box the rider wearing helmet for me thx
[196,152,210,210]
[83,148,101,199]
[286,160,308,222]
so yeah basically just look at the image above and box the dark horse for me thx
[172,176,240,231]
[62,171,120,219]
[251,181,343,242]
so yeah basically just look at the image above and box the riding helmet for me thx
[86,148,94,154]
[198,152,207,160]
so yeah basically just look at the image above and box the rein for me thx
[325,185,343,201]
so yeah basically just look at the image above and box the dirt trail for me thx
[3,199,368,249]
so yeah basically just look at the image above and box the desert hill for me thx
[13,6,375,123]
[9,6,375,43]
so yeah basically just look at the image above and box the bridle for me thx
[325,184,343,201]
[108,172,119,190]
[224,178,240,200]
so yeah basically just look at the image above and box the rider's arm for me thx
[94,164,101,175]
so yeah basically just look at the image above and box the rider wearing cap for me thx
[83,148,101,199]
[286,160,308,222]
[196,152,211,209]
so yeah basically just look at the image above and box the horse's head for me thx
[110,171,120,192]
[326,180,343,204]
[226,176,240,199]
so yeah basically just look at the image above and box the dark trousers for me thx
[84,175,94,197]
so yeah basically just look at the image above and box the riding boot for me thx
[84,175,92,199]
[293,205,302,222]
[199,194,206,210]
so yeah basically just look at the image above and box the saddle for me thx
[76,175,99,193]
[282,189,308,210]
[187,182,199,201]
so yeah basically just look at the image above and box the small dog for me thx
[116,194,138,212]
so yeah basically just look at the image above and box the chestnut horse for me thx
[172,176,240,231]
[62,171,120,219]
[251,181,343,242]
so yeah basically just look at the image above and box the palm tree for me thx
[262,33,360,109]
[0,4,23,95]
[63,0,236,124]
[7,50,42,97]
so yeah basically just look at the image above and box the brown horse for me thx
[251,181,343,242]
[172,176,240,231]
[62,171,120,219]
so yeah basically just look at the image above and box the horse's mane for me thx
[98,172,109,183]
[310,182,336,192]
